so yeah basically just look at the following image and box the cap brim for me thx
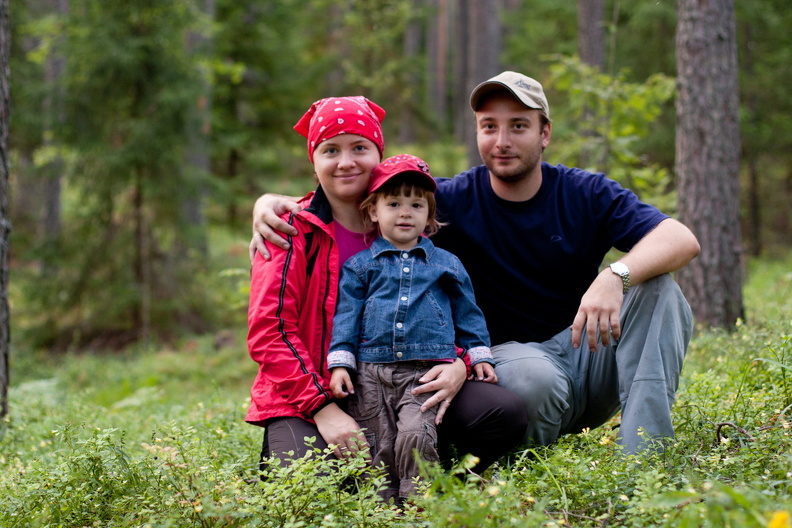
[469,81,543,112]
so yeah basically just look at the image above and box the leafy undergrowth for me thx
[2,253,792,527]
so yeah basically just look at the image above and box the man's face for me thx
[475,92,551,185]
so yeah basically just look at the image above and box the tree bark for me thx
[577,0,606,168]
[577,0,604,69]
[40,0,68,273]
[181,0,214,260]
[675,0,743,329]
[459,0,502,168]
[0,0,11,419]
[427,0,449,133]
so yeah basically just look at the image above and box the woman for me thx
[246,96,527,469]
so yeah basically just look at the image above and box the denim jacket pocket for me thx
[423,290,448,328]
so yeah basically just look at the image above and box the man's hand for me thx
[249,194,302,262]
[329,368,354,399]
[412,358,467,425]
[571,268,625,352]
[473,362,498,383]
[313,402,369,459]
[570,219,701,352]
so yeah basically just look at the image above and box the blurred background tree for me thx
[6,0,791,351]
[1,0,10,416]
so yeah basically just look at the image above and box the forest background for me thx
[2,1,792,526]
[5,0,790,351]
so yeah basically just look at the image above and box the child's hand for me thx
[330,368,354,398]
[473,362,498,384]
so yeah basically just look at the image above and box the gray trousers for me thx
[492,274,693,455]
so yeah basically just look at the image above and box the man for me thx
[251,71,700,455]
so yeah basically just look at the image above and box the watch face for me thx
[610,262,628,276]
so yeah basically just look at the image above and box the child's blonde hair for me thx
[359,173,444,238]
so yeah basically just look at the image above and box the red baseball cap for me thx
[368,154,437,194]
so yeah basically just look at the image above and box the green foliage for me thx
[4,253,792,526]
[544,55,677,211]
[9,0,792,347]
[251,448,404,527]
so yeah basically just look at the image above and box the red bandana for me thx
[293,96,386,162]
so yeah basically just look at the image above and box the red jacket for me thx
[246,187,340,425]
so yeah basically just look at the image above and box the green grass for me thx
[3,253,792,527]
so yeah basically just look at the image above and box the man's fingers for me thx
[420,388,448,413]
[599,317,611,347]
[610,313,622,340]
[585,315,599,352]
[249,233,270,262]
[571,312,585,348]
[434,399,452,425]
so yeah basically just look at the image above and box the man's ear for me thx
[541,122,552,147]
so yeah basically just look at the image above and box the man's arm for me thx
[249,194,303,262]
[571,218,700,352]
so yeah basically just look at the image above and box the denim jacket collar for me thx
[369,235,433,259]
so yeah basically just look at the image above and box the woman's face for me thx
[312,134,381,204]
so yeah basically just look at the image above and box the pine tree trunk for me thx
[427,0,449,133]
[577,0,604,69]
[577,0,605,168]
[675,0,744,329]
[460,0,501,168]
[398,1,421,145]
[40,0,68,273]
[0,0,11,419]
[181,0,214,260]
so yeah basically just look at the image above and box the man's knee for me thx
[495,358,570,417]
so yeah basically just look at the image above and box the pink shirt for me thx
[333,221,369,265]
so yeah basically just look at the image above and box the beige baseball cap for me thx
[469,71,551,120]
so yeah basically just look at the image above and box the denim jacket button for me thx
[396,352,403,358]
[396,322,403,329]
[403,267,410,273]
[402,253,409,259]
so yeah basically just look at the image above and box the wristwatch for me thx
[609,262,630,294]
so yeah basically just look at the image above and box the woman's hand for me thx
[249,194,302,262]
[411,358,466,425]
[313,402,369,459]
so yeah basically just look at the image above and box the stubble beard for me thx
[486,147,542,185]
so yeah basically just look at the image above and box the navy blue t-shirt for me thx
[432,162,668,345]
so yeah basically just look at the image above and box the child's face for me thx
[369,191,429,250]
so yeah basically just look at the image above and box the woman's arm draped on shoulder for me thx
[249,193,304,262]
[247,220,331,417]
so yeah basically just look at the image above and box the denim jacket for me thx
[327,236,493,369]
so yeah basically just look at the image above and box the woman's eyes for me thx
[319,145,369,155]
